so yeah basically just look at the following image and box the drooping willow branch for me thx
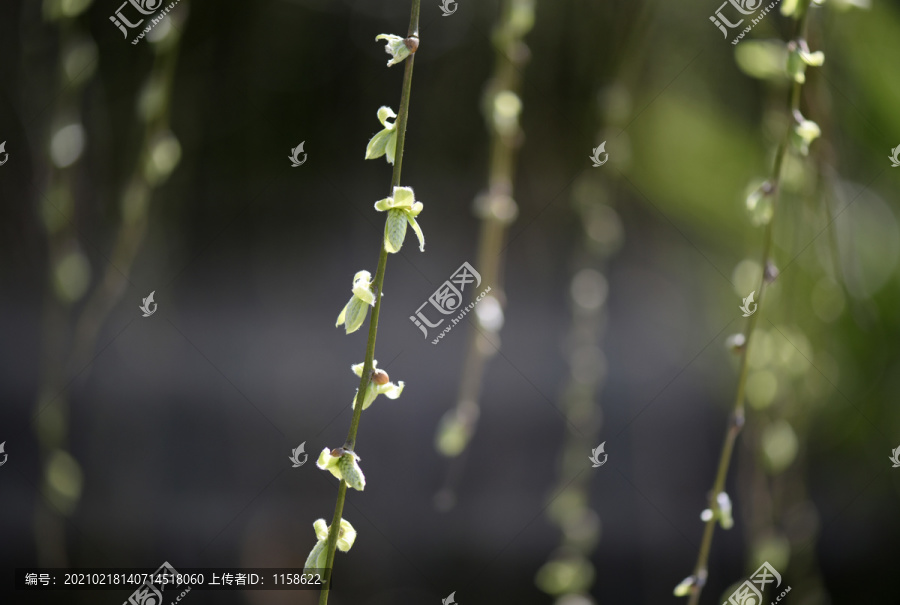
[534,182,620,600]
[533,0,654,595]
[676,1,820,603]
[33,4,186,567]
[33,3,99,569]
[308,3,421,605]
[433,0,534,507]
[72,17,185,368]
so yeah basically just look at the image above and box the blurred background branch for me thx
[433,0,535,510]
[33,2,187,568]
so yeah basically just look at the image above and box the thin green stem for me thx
[686,3,813,604]
[317,3,420,604]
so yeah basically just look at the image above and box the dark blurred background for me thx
[1,0,899,604]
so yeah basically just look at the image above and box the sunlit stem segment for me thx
[317,2,420,605]
[685,3,814,604]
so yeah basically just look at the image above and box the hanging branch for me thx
[32,1,100,568]
[433,0,535,505]
[675,1,823,603]
[302,3,422,605]
[32,3,186,567]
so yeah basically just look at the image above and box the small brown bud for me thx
[372,369,390,385]
[330,447,345,458]
[404,36,419,53]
